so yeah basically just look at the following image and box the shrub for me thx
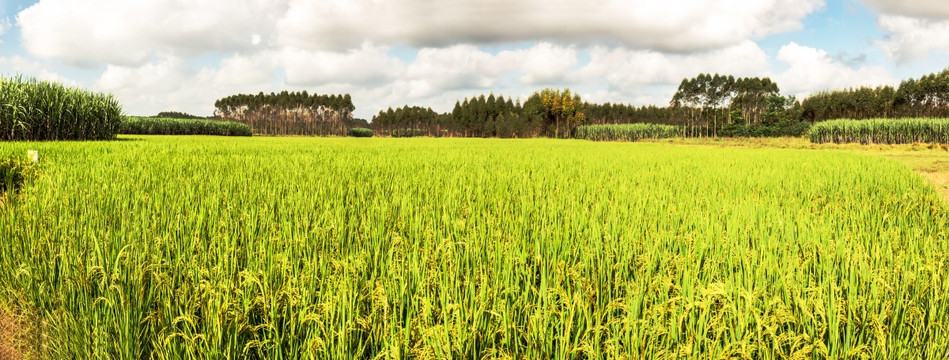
[120,117,252,136]
[155,111,205,119]
[348,128,373,137]
[0,75,122,141]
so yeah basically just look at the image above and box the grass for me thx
[1,136,948,358]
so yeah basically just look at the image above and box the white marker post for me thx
[27,150,38,163]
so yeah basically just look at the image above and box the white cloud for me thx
[93,56,277,116]
[772,42,894,96]
[0,17,10,43]
[497,43,578,85]
[875,15,949,62]
[576,40,770,92]
[16,0,824,65]
[0,56,79,87]
[17,0,283,66]
[404,45,507,96]
[858,0,949,19]
[281,42,405,86]
[276,0,823,52]
[854,1,949,62]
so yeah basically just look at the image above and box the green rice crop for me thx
[810,118,949,144]
[574,123,682,141]
[0,155,37,196]
[1,136,948,358]
[0,75,122,141]
[120,116,252,136]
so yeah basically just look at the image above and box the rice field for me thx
[1,136,948,359]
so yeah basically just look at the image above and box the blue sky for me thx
[1,0,947,119]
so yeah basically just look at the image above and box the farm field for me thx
[646,136,949,201]
[1,136,949,358]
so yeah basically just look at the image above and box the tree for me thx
[525,88,585,138]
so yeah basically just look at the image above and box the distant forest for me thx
[373,67,949,138]
[207,67,948,138]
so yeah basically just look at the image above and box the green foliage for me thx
[215,91,354,113]
[389,128,427,137]
[120,116,252,136]
[0,155,37,195]
[155,111,205,119]
[671,73,783,136]
[0,75,122,141]
[347,128,373,137]
[810,118,949,144]
[719,122,811,137]
[574,123,682,141]
[215,91,356,136]
[372,106,443,137]
[371,95,532,138]
[2,137,949,358]
[802,68,949,122]
[584,103,673,125]
[527,88,585,138]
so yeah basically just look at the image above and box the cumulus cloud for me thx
[276,0,822,52]
[576,40,770,91]
[0,56,79,86]
[498,43,578,85]
[17,0,283,66]
[17,0,822,65]
[875,15,949,62]
[854,0,949,62]
[93,56,278,116]
[87,41,583,117]
[281,42,405,86]
[772,42,894,96]
[859,0,949,19]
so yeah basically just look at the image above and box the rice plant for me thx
[0,155,37,195]
[120,116,252,136]
[0,137,947,359]
[574,123,682,141]
[810,118,949,144]
[0,75,122,141]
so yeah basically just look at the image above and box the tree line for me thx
[371,90,586,138]
[208,67,948,138]
[214,91,357,136]
[802,68,949,121]
[371,76,799,138]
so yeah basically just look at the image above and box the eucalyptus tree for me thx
[523,88,585,138]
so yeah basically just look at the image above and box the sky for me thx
[1,0,947,120]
